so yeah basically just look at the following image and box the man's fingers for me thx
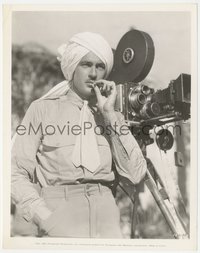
[93,80,116,99]
[95,80,115,89]
[93,85,102,100]
[103,83,107,91]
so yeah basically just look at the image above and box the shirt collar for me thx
[63,88,98,112]
[66,88,84,109]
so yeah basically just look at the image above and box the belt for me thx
[41,183,111,199]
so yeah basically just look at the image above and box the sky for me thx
[12,10,191,88]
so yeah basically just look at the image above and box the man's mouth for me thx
[86,81,95,88]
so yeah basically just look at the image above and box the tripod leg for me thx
[145,170,188,238]
[131,188,139,238]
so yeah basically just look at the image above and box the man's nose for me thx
[89,66,97,79]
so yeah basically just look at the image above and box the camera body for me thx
[115,73,191,125]
[115,82,159,122]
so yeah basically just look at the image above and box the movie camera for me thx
[108,30,191,151]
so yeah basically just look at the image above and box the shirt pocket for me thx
[41,133,76,177]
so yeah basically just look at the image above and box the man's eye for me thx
[97,65,105,70]
[81,62,91,67]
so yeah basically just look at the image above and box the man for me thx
[11,32,147,238]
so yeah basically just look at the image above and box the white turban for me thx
[40,32,113,99]
[58,32,113,80]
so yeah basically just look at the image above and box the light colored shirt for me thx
[11,89,147,224]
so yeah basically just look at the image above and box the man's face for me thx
[72,51,106,100]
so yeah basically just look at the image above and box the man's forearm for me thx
[102,111,147,184]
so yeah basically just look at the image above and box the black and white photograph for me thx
[2,3,198,251]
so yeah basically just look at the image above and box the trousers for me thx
[39,183,122,238]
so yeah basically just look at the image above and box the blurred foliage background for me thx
[11,43,190,239]
[12,43,65,135]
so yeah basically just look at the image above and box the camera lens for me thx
[133,85,151,95]
[151,102,160,116]
[141,85,151,95]
[140,102,160,119]
[128,91,146,110]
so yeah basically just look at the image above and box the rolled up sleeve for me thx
[104,111,147,185]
